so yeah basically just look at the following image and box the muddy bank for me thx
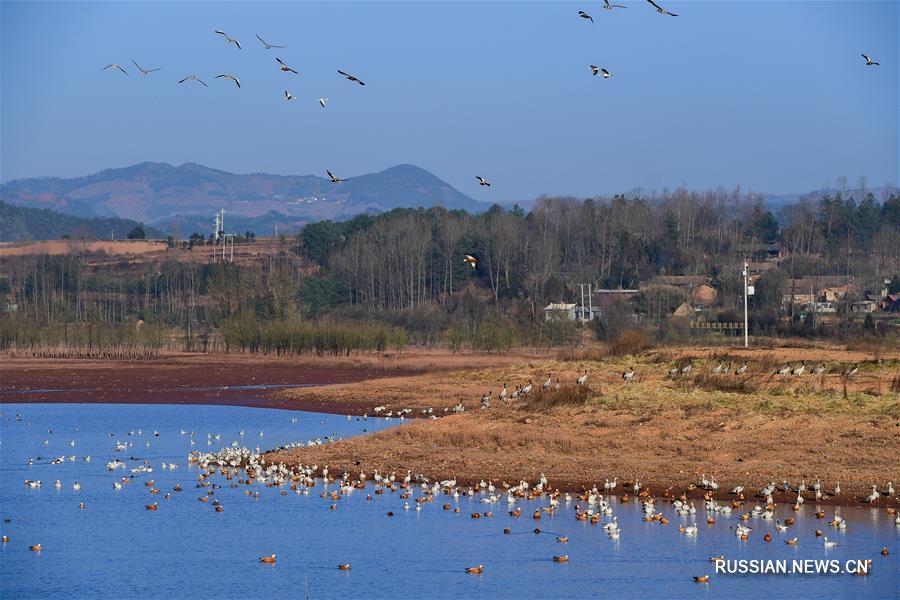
[0,355,414,412]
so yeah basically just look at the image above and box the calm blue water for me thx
[1,403,897,599]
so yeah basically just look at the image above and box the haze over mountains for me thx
[0,162,486,237]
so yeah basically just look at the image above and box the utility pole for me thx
[577,283,592,323]
[743,260,750,348]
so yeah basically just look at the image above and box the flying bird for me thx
[327,170,345,183]
[131,60,160,76]
[475,176,491,187]
[463,254,479,269]
[317,97,328,108]
[256,34,285,50]
[603,0,627,9]
[276,57,298,74]
[284,90,296,101]
[646,0,678,16]
[103,64,128,76]
[578,10,594,22]
[178,75,208,87]
[215,74,241,88]
[214,30,242,49]
[338,69,366,86]
[590,65,611,78]
[861,53,879,66]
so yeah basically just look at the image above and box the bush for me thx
[525,384,596,412]
[609,329,647,356]
[127,226,146,240]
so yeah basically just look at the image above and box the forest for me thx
[1,187,898,355]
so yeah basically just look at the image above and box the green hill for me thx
[0,200,165,242]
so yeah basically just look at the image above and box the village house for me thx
[543,302,604,322]
[782,276,856,309]
[544,302,577,322]
[849,300,877,314]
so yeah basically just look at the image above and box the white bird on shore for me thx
[216,74,241,88]
[521,380,533,396]
[103,64,128,76]
[792,362,806,376]
[499,384,508,402]
[543,372,553,390]
[214,30,241,49]
[577,370,589,385]
[622,368,634,382]
[864,485,879,503]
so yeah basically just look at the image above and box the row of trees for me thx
[2,187,897,354]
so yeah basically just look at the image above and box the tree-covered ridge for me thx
[1,189,897,354]
[0,201,164,242]
[295,191,899,317]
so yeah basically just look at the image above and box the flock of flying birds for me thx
[101,1,881,191]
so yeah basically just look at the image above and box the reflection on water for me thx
[1,403,897,599]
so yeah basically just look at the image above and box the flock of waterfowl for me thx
[4,407,897,588]
[468,357,864,410]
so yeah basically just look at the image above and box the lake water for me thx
[1,403,897,599]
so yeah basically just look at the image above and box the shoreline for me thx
[4,348,898,509]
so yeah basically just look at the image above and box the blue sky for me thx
[1,1,897,202]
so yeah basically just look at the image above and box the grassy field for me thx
[267,344,900,503]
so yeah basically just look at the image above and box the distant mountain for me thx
[0,201,165,242]
[0,162,485,236]
[764,186,898,212]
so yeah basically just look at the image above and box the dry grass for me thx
[891,372,900,394]
[524,384,596,412]
[609,330,648,357]
[557,346,609,362]
[689,372,758,394]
